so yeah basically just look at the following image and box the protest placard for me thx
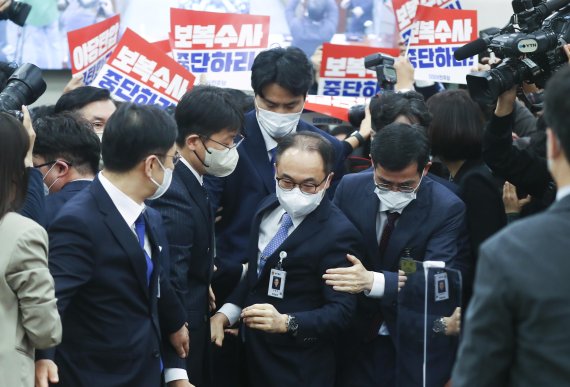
[318,43,400,97]
[170,8,270,90]
[91,28,195,109]
[393,0,462,42]
[407,6,477,84]
[67,14,121,85]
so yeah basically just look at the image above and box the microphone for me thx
[454,37,491,61]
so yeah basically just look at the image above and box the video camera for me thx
[0,1,31,26]
[364,53,398,91]
[455,0,570,105]
[0,63,47,120]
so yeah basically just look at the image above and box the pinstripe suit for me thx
[150,161,215,386]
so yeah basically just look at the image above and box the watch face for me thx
[433,319,446,333]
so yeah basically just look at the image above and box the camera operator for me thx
[483,85,556,214]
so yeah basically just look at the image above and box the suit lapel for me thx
[253,197,332,286]
[243,112,275,194]
[176,163,212,225]
[381,180,431,271]
[91,179,150,299]
[359,178,382,270]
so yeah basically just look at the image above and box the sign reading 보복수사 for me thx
[393,0,462,42]
[170,8,270,90]
[91,28,196,109]
[407,6,477,84]
[318,43,400,97]
[67,14,120,85]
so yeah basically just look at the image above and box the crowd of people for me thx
[1,13,570,387]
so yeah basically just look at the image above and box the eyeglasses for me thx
[276,175,328,195]
[154,152,181,166]
[374,175,422,194]
[201,134,245,150]
[34,159,73,169]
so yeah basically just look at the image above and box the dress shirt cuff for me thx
[364,271,385,298]
[218,303,242,326]
[164,368,188,383]
[240,263,248,281]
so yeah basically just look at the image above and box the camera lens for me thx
[0,63,47,112]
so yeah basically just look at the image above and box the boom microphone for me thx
[454,38,491,61]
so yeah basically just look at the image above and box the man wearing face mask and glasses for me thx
[210,132,363,387]
[35,103,193,387]
[204,46,367,289]
[32,112,101,228]
[149,86,245,387]
[327,123,471,387]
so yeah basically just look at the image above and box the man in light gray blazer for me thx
[452,66,570,387]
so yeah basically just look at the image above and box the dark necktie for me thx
[134,214,154,286]
[258,213,293,277]
[367,211,400,340]
[270,147,277,166]
[379,211,400,259]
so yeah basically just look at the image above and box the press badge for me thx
[434,272,449,302]
[268,251,287,299]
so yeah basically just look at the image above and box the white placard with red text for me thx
[67,14,121,85]
[91,28,195,109]
[393,0,462,42]
[170,8,270,90]
[318,43,400,97]
[407,6,477,84]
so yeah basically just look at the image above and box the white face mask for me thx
[42,162,60,195]
[275,179,328,218]
[203,146,239,177]
[374,175,423,212]
[255,101,303,139]
[147,158,173,200]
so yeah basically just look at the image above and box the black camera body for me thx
[364,53,398,91]
[0,1,32,27]
[465,0,570,105]
[0,63,47,120]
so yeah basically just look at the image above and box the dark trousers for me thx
[337,335,397,387]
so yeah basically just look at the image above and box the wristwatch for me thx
[432,317,447,334]
[350,130,365,147]
[286,314,299,337]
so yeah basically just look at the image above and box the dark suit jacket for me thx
[18,167,46,227]
[333,172,470,385]
[40,177,186,387]
[204,110,351,266]
[452,194,570,387]
[45,180,91,229]
[227,195,362,387]
[150,163,240,386]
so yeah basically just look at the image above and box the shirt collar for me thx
[180,156,203,185]
[556,184,570,201]
[276,206,305,229]
[99,171,146,228]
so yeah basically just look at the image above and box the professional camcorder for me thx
[455,0,570,105]
[0,1,31,26]
[0,63,47,120]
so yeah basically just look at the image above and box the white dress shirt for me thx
[218,206,305,325]
[556,184,570,201]
[98,172,188,383]
[180,156,203,185]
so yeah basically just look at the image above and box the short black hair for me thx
[251,46,313,98]
[102,103,177,173]
[224,88,255,113]
[33,112,101,175]
[54,86,113,113]
[544,66,570,159]
[370,91,431,132]
[29,104,56,121]
[275,132,335,175]
[371,122,430,173]
[0,112,29,218]
[427,89,484,161]
[175,85,244,146]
